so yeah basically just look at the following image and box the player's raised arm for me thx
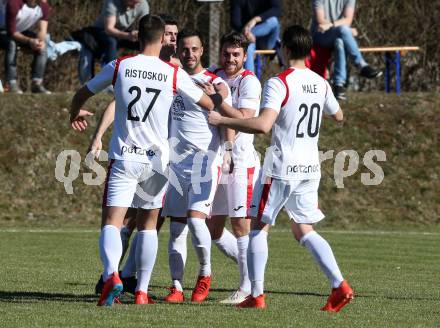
[69,85,95,131]
[70,59,116,130]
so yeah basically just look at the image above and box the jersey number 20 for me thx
[296,103,321,138]
[127,86,161,122]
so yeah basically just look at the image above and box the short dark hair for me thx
[177,29,204,47]
[282,25,313,60]
[138,14,165,47]
[157,13,178,26]
[220,31,249,53]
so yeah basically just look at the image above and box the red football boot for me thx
[191,275,211,303]
[134,291,155,304]
[236,294,266,309]
[321,280,354,312]
[164,287,185,303]
[97,272,123,306]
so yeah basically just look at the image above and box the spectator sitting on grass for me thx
[0,0,51,94]
[311,0,381,100]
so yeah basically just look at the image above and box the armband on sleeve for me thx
[210,93,223,108]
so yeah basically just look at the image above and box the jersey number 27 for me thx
[127,86,161,122]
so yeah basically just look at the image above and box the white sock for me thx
[213,228,238,263]
[248,230,268,297]
[237,235,251,293]
[168,221,188,292]
[187,217,212,277]
[135,230,158,292]
[99,225,122,282]
[120,225,131,258]
[300,231,344,288]
[121,233,138,278]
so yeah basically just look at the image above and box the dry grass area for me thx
[0,91,438,230]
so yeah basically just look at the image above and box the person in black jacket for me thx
[231,0,281,72]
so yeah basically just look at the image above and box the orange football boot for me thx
[236,294,266,309]
[134,291,155,304]
[164,287,185,303]
[321,280,354,312]
[97,272,123,306]
[191,275,211,303]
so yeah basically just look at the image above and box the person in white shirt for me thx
[161,29,233,304]
[70,15,227,306]
[208,25,353,311]
[205,31,262,304]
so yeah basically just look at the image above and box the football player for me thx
[208,25,353,311]
[70,15,226,306]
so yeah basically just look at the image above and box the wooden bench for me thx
[255,46,420,95]
[359,46,420,94]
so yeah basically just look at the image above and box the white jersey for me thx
[211,68,261,168]
[261,67,339,180]
[87,54,203,172]
[169,69,232,166]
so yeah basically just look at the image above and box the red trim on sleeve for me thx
[277,68,295,108]
[237,69,255,98]
[203,70,218,83]
[162,60,179,94]
[257,177,273,222]
[112,55,134,86]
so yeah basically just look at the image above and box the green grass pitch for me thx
[0,228,439,327]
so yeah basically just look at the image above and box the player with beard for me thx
[161,29,233,304]
[201,31,262,304]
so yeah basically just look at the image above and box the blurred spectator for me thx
[311,0,381,100]
[0,0,51,94]
[77,0,149,84]
[231,0,282,72]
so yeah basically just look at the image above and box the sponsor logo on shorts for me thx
[233,205,244,211]
[286,164,320,175]
[205,203,211,207]
[121,145,156,157]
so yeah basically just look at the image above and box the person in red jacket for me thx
[0,0,51,93]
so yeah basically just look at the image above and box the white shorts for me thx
[249,173,324,226]
[103,159,168,210]
[211,166,259,218]
[162,162,221,218]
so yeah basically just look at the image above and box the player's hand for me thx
[70,109,93,131]
[87,136,103,158]
[197,81,216,96]
[208,111,223,126]
[214,82,228,100]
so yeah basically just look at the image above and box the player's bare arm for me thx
[70,86,95,131]
[208,108,278,134]
[198,81,256,119]
[87,100,116,156]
